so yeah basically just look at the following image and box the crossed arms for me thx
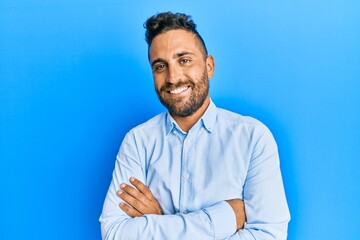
[118,177,246,229]
[100,127,290,239]
[101,175,246,240]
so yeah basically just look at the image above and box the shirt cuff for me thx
[203,201,236,239]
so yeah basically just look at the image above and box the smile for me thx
[169,86,189,94]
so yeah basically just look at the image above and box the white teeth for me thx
[170,86,189,94]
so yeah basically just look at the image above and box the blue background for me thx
[1,1,359,239]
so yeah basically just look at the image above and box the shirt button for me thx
[183,172,190,180]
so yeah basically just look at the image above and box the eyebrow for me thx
[151,51,195,68]
[175,51,194,58]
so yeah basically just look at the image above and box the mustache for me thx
[160,81,195,92]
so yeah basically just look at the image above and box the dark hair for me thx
[144,12,208,57]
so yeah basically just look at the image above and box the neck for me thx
[171,96,210,133]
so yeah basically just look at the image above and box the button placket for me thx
[179,134,193,214]
[183,172,190,180]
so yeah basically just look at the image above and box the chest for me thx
[144,130,251,214]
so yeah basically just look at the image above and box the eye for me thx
[180,58,191,64]
[154,63,167,72]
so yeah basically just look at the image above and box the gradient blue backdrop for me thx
[1,1,359,239]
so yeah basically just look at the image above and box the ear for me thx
[206,55,215,78]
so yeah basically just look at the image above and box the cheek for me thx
[153,75,165,90]
[184,66,207,81]
[183,67,197,79]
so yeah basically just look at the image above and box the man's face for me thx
[149,29,214,117]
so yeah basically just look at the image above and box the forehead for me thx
[149,29,202,61]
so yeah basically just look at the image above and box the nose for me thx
[167,63,181,83]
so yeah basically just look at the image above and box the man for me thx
[100,12,290,239]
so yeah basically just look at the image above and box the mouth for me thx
[167,86,190,95]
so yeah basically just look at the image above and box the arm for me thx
[227,126,291,240]
[118,178,247,228]
[100,132,238,240]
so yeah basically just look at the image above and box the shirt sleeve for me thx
[99,132,237,240]
[225,125,291,240]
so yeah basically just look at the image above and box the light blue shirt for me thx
[100,100,290,240]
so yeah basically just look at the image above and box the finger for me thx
[130,177,155,200]
[120,183,147,203]
[119,202,142,218]
[117,189,147,213]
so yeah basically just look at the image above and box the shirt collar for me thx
[165,113,178,136]
[165,98,217,135]
[200,99,217,133]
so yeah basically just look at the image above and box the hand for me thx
[226,199,247,231]
[117,177,163,217]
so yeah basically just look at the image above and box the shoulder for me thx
[119,112,166,152]
[126,111,167,137]
[216,107,268,131]
[216,107,278,151]
[215,107,276,144]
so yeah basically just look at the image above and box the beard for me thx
[155,70,209,117]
